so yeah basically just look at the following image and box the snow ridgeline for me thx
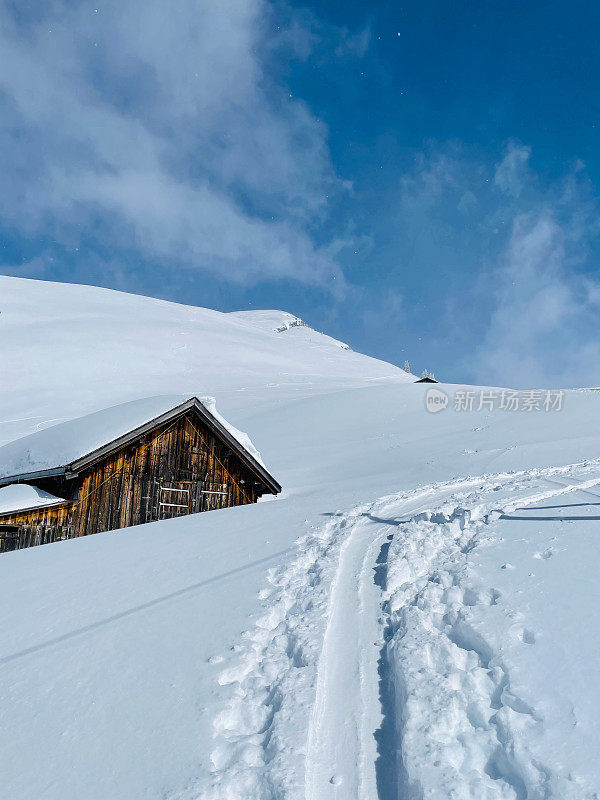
[195,459,600,800]
[227,310,351,349]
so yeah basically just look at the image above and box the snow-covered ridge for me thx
[0,277,406,449]
[228,310,351,349]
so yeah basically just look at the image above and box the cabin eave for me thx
[0,397,281,495]
[0,466,66,489]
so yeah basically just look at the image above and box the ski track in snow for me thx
[198,460,600,800]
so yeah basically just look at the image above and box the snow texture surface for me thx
[1,276,600,800]
[0,483,66,514]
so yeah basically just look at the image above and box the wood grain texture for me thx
[0,411,268,552]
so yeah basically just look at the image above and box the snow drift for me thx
[1,276,600,800]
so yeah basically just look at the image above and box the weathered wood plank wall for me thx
[0,412,263,552]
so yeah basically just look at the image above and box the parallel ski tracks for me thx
[304,459,600,800]
[205,457,600,800]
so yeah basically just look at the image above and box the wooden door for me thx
[155,481,195,520]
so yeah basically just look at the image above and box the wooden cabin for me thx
[0,396,280,553]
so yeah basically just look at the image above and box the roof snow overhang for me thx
[0,398,281,495]
[0,498,71,517]
[0,483,70,518]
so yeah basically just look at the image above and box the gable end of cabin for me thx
[0,408,277,552]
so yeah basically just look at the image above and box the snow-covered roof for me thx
[0,484,67,516]
[0,396,279,492]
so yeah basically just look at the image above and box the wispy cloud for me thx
[394,141,600,387]
[0,0,358,287]
[472,208,600,388]
[470,145,600,388]
[493,143,532,198]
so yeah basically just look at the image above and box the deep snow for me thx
[1,277,600,799]
[0,482,66,514]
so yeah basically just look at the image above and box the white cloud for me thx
[471,200,600,388]
[395,141,600,388]
[0,0,350,286]
[399,150,462,206]
[493,142,532,198]
[334,24,371,58]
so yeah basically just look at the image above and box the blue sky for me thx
[2,0,600,387]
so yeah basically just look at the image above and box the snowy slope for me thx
[1,277,600,800]
[229,310,351,349]
[0,277,401,446]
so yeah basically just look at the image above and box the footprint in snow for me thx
[489,588,502,605]
[521,628,536,645]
